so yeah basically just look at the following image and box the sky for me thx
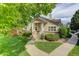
[51,3,79,25]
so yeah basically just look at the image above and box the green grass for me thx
[0,34,30,56]
[35,42,62,53]
[68,40,79,56]
[19,50,30,56]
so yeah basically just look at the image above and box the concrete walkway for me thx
[25,40,49,56]
[50,34,78,56]
[25,34,78,56]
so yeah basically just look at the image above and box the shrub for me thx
[67,33,72,38]
[22,32,32,37]
[67,28,71,38]
[45,34,60,41]
[59,25,71,38]
[40,33,45,39]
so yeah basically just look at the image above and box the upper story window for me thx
[48,26,56,32]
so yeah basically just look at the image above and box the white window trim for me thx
[48,26,57,32]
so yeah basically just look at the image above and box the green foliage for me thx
[66,27,71,38]
[18,3,55,25]
[59,25,70,38]
[22,32,32,37]
[45,34,60,41]
[0,3,55,33]
[70,10,79,30]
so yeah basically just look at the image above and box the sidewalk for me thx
[50,34,78,56]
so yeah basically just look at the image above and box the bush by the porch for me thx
[45,34,60,41]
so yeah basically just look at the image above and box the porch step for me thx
[32,31,40,40]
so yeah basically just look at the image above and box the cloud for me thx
[51,3,79,24]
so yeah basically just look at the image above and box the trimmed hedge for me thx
[45,34,60,41]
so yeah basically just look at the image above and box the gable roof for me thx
[34,15,61,25]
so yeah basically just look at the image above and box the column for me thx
[32,23,35,32]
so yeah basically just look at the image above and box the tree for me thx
[70,10,79,30]
[17,3,55,26]
[59,25,70,38]
[0,3,55,33]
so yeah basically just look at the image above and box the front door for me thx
[35,23,41,32]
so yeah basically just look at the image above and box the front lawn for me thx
[35,42,62,53]
[68,40,79,56]
[0,34,30,56]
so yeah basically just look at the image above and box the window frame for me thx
[48,26,57,32]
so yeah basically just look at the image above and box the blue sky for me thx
[51,3,79,24]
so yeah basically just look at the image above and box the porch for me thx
[32,19,45,40]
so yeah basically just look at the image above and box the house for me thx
[27,15,62,40]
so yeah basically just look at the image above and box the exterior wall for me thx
[40,23,44,34]
[31,19,60,40]
[32,22,35,32]
[32,20,59,34]
[44,22,59,34]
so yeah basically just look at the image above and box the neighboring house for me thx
[27,15,62,40]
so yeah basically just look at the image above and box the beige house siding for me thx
[44,21,59,34]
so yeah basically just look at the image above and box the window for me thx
[48,26,56,32]
[48,27,51,31]
[53,27,56,31]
